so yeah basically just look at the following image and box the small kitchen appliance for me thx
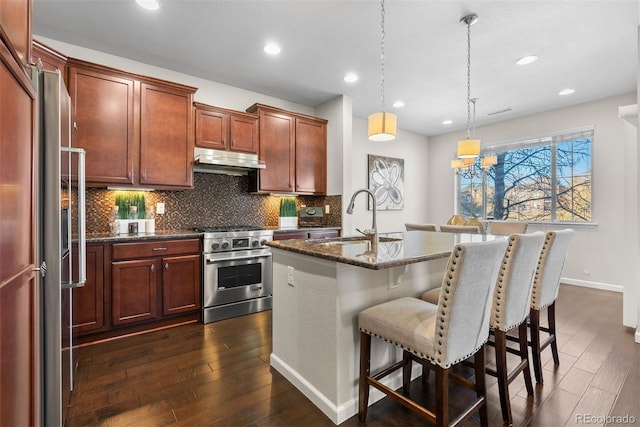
[194,225,274,323]
[298,206,325,227]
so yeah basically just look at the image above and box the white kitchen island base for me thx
[269,247,448,424]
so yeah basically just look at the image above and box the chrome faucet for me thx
[346,189,378,248]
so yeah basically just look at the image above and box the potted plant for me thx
[278,197,298,229]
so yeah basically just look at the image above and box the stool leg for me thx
[519,322,534,397]
[548,302,560,365]
[435,366,449,427]
[474,345,488,427]
[358,332,372,422]
[494,330,512,425]
[402,351,412,393]
[529,309,544,384]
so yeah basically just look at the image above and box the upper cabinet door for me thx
[195,107,228,150]
[68,65,135,185]
[139,82,194,188]
[0,0,31,69]
[295,117,327,195]
[229,114,258,154]
[258,109,295,193]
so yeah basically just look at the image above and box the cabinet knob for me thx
[164,263,169,270]
[150,264,154,272]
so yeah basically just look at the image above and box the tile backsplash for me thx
[84,173,342,233]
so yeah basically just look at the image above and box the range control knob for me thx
[221,240,230,249]
[251,239,260,247]
[211,242,220,251]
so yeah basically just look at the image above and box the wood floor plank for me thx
[66,285,639,427]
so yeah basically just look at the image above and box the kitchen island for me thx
[266,231,501,424]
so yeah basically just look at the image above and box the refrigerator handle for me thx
[62,147,87,288]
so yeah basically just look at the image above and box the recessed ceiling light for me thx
[442,120,453,125]
[516,55,538,65]
[264,42,281,55]
[558,88,575,96]
[136,0,159,10]
[392,101,405,108]
[344,73,358,83]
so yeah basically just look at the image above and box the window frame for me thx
[455,126,595,224]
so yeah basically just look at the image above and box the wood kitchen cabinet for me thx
[162,254,201,316]
[72,244,106,334]
[194,102,258,154]
[0,6,40,423]
[247,103,327,195]
[0,0,31,68]
[111,239,201,327]
[67,59,196,188]
[140,81,194,187]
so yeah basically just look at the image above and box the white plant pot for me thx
[279,216,298,229]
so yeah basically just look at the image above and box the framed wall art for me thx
[367,154,404,211]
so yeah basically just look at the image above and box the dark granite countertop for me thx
[266,230,505,270]
[268,226,342,233]
[85,229,203,243]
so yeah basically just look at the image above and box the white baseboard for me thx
[561,277,623,293]
[269,352,422,425]
[635,329,640,344]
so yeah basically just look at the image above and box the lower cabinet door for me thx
[112,259,158,325]
[72,244,105,333]
[162,254,201,316]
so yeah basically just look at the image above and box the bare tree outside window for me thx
[458,130,592,222]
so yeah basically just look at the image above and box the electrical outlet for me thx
[325,204,330,214]
[156,202,165,215]
[287,266,295,286]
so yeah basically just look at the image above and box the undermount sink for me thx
[307,236,402,246]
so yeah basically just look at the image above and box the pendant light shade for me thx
[368,0,396,141]
[481,155,497,168]
[457,138,480,158]
[368,112,397,141]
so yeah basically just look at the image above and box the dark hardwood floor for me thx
[66,284,639,427]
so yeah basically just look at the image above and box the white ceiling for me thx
[32,0,638,137]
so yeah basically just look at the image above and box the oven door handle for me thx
[205,252,272,264]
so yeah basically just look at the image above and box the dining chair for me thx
[358,239,507,427]
[439,224,480,234]
[488,221,528,235]
[422,232,545,425]
[529,229,573,384]
[405,223,439,231]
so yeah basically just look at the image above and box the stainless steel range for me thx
[195,226,274,324]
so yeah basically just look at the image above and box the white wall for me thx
[345,118,430,235]
[428,93,638,319]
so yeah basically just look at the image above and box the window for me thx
[457,128,593,222]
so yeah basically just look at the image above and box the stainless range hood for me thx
[194,147,265,176]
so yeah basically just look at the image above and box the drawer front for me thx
[112,239,200,260]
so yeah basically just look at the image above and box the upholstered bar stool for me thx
[406,223,439,231]
[488,221,528,235]
[358,239,507,427]
[422,232,545,425]
[439,224,480,234]
[529,229,573,384]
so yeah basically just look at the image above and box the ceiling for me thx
[32,0,638,137]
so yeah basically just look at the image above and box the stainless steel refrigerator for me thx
[34,68,86,426]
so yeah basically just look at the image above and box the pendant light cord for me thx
[380,0,386,113]
[465,16,472,139]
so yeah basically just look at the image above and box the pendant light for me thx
[457,14,480,158]
[368,0,397,141]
